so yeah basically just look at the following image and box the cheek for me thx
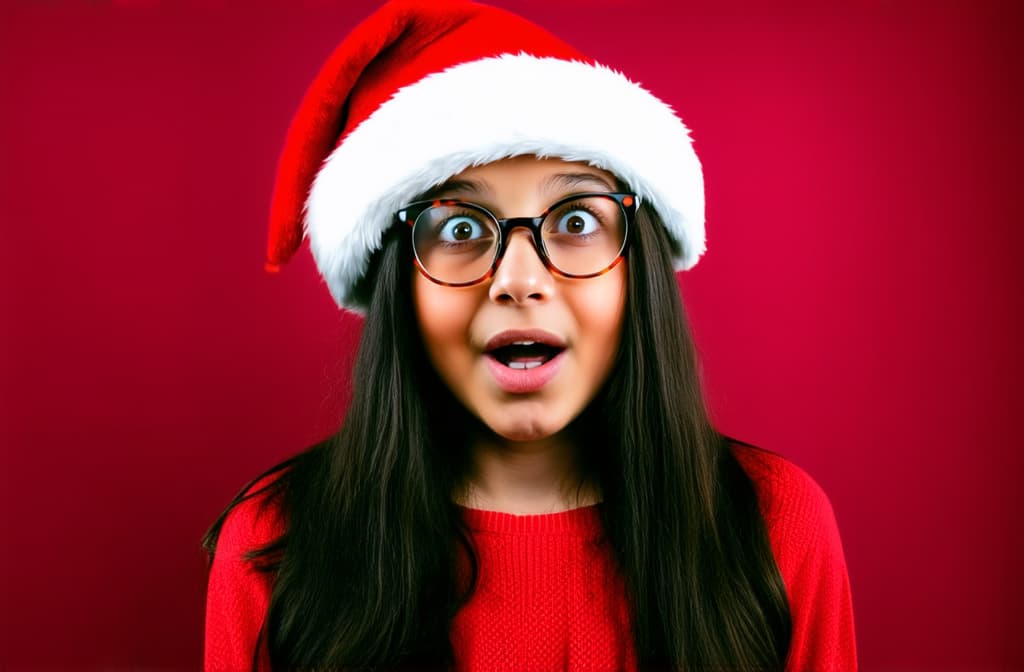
[412,273,475,372]
[567,265,627,372]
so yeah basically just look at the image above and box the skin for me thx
[412,155,627,514]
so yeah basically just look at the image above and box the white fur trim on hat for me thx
[305,52,705,312]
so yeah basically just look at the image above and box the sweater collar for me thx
[457,502,604,538]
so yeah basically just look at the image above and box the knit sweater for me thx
[204,444,857,671]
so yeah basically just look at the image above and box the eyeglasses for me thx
[395,192,636,287]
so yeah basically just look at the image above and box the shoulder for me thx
[728,441,849,585]
[729,440,859,670]
[214,472,289,565]
[204,471,287,671]
[729,441,837,536]
[212,473,290,573]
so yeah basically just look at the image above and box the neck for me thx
[455,427,601,515]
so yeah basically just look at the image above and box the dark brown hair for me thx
[203,202,791,670]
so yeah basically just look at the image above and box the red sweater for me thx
[204,445,857,670]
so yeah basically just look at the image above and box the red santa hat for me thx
[265,0,705,312]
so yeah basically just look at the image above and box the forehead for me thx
[424,156,620,199]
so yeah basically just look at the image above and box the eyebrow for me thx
[421,171,617,200]
[542,172,617,193]
[421,178,486,199]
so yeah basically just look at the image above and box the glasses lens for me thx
[412,204,499,284]
[541,195,627,276]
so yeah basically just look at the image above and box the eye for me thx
[555,208,599,235]
[438,215,487,242]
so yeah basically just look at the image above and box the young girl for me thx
[203,1,857,670]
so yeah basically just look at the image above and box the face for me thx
[412,155,628,443]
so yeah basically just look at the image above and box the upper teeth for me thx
[513,341,536,346]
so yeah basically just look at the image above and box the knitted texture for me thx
[450,504,635,670]
[204,444,857,671]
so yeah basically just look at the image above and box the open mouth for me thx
[487,342,565,370]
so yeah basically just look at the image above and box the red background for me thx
[2,0,1021,669]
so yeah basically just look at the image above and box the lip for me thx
[481,328,568,394]
[483,328,568,353]
[484,348,567,394]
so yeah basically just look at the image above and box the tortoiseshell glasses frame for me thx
[395,191,636,287]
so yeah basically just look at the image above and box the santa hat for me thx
[265,0,705,312]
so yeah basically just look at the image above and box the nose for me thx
[488,228,554,305]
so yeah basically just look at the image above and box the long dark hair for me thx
[202,201,792,670]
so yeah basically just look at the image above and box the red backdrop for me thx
[2,0,1021,669]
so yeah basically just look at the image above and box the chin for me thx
[484,409,569,443]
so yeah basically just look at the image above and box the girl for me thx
[203,1,857,670]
